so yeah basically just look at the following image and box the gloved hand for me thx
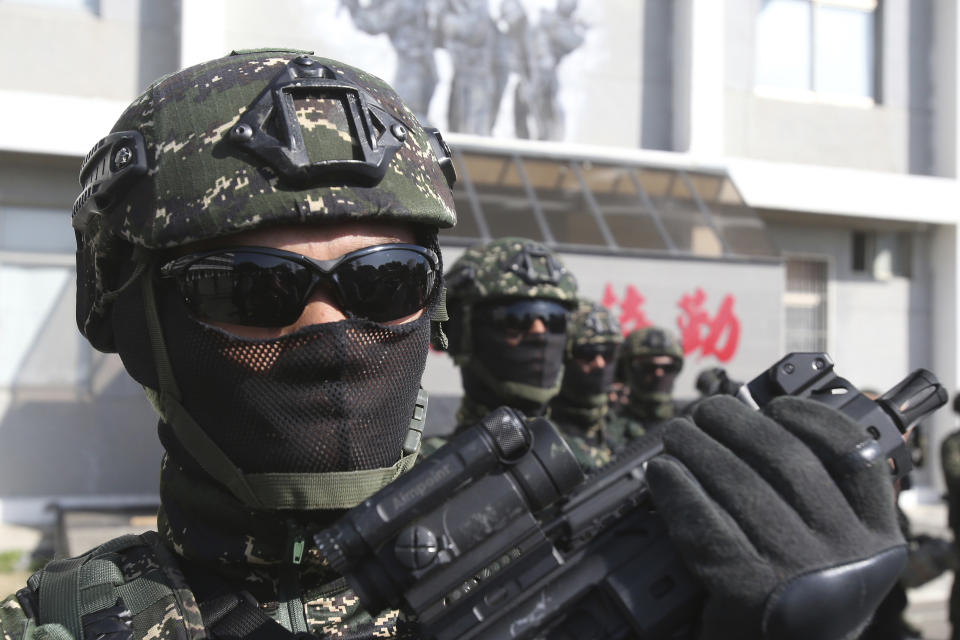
[646,395,907,640]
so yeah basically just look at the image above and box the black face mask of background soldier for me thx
[562,358,618,399]
[472,322,567,389]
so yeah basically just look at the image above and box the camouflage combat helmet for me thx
[73,48,457,352]
[621,326,684,362]
[445,236,578,358]
[566,299,622,360]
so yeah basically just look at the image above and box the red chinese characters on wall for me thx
[602,284,652,334]
[603,284,742,363]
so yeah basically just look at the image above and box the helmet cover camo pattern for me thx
[566,299,623,357]
[621,326,684,362]
[445,237,578,309]
[74,48,457,351]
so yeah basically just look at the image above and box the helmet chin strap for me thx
[138,263,424,511]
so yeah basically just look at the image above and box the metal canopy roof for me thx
[441,139,779,262]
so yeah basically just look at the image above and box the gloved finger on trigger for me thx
[658,419,822,561]
[689,395,856,535]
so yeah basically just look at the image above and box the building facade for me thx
[1,0,958,523]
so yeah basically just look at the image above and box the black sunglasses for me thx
[159,243,438,327]
[572,342,619,362]
[630,357,683,377]
[475,299,569,334]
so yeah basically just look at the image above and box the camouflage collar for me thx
[622,394,676,423]
[548,395,608,432]
[156,442,342,602]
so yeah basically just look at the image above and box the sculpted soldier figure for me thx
[608,325,684,444]
[547,299,623,456]
[342,0,439,122]
[0,49,912,640]
[440,0,498,134]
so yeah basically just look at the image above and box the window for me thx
[439,147,780,260]
[785,258,828,352]
[756,0,878,102]
[850,230,912,279]
[0,207,88,388]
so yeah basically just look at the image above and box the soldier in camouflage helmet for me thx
[547,299,622,467]
[439,238,611,470]
[608,326,684,446]
[444,237,576,423]
[0,48,458,640]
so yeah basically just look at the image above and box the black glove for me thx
[646,395,907,640]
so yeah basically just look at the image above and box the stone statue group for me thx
[342,0,587,140]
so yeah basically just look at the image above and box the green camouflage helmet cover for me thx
[622,326,684,362]
[445,237,578,357]
[566,299,623,360]
[73,48,457,352]
[445,237,578,307]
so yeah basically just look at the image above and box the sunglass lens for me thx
[175,252,311,327]
[334,248,436,322]
[573,343,618,361]
[483,300,568,333]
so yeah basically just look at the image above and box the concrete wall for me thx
[721,0,941,176]
[0,152,160,525]
[764,215,944,488]
[0,0,179,100]
[765,217,932,389]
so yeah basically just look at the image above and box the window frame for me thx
[754,0,880,107]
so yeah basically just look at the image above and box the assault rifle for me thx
[314,353,947,639]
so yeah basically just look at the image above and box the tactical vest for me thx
[0,533,401,640]
[1,532,203,640]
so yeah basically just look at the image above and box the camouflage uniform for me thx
[607,327,684,449]
[547,300,622,470]
[943,428,960,640]
[1,49,456,640]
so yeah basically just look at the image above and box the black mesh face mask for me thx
[158,285,432,474]
[473,323,567,389]
[562,359,617,398]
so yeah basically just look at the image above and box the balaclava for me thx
[550,300,622,430]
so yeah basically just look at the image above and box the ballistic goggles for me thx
[159,243,438,327]
[475,299,569,334]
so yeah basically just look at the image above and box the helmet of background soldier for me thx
[557,299,622,403]
[71,48,458,511]
[565,299,622,361]
[73,48,457,353]
[620,326,684,363]
[444,236,578,360]
[617,325,683,386]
